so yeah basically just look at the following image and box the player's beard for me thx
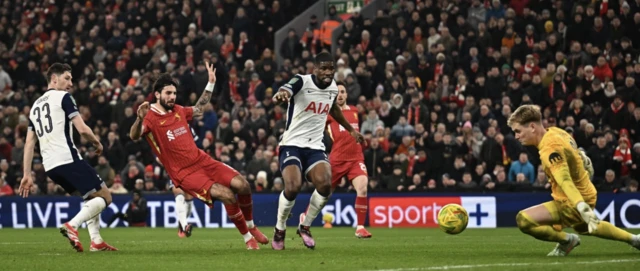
[160,99,175,111]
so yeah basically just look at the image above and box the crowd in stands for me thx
[0,0,639,197]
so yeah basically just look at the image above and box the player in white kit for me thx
[271,52,364,250]
[18,63,117,252]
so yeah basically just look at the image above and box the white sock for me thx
[246,220,255,228]
[301,190,329,227]
[69,197,107,229]
[175,194,188,231]
[357,225,364,230]
[87,214,103,244]
[243,232,253,242]
[276,192,295,231]
[186,200,193,218]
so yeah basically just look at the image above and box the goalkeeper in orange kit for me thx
[507,105,640,256]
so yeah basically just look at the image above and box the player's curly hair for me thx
[152,73,178,93]
[507,104,542,128]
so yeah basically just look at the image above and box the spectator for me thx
[623,179,638,193]
[107,190,148,227]
[109,178,128,195]
[0,171,13,196]
[508,152,535,182]
[95,156,116,187]
[598,170,622,192]
[2,0,640,196]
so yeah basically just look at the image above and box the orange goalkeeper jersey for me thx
[538,127,597,206]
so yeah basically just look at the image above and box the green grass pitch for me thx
[0,228,639,270]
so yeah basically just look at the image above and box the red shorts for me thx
[177,159,239,207]
[330,160,367,189]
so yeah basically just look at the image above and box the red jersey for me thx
[326,105,364,162]
[142,104,207,182]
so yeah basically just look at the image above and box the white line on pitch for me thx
[360,258,640,271]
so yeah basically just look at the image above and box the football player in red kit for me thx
[316,82,372,238]
[129,62,268,249]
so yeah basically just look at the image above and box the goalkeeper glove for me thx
[576,201,599,234]
[579,150,594,179]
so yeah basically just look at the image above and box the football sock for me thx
[591,221,634,243]
[301,190,329,227]
[175,194,188,231]
[86,214,103,244]
[238,194,254,228]
[276,191,295,231]
[185,199,193,218]
[69,197,107,229]
[224,203,249,236]
[242,232,253,243]
[355,196,368,229]
[516,211,567,243]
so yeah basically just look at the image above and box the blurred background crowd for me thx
[0,0,639,198]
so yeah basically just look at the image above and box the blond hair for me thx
[507,104,542,128]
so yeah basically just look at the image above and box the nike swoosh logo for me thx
[160,120,166,125]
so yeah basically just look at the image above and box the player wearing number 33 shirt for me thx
[21,63,117,252]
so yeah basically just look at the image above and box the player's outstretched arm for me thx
[330,102,364,143]
[273,75,302,105]
[130,102,149,141]
[19,129,37,197]
[272,90,291,105]
[542,147,599,233]
[71,115,103,156]
[192,61,216,118]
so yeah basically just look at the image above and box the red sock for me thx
[238,194,253,221]
[355,196,368,226]
[224,203,249,235]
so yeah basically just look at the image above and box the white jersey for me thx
[28,90,82,171]
[279,74,338,151]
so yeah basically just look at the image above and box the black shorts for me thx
[46,160,105,199]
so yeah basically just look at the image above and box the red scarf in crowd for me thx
[361,39,369,51]
[236,39,248,58]
[229,78,242,102]
[406,155,416,177]
[434,63,444,81]
[525,35,535,48]
[502,144,511,166]
[611,102,625,114]
[407,105,420,125]
[548,81,566,99]
[247,80,262,105]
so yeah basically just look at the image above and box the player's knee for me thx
[356,187,367,197]
[235,177,252,194]
[315,182,332,196]
[516,211,537,233]
[95,188,112,205]
[103,194,112,205]
[353,177,368,196]
[284,187,300,200]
